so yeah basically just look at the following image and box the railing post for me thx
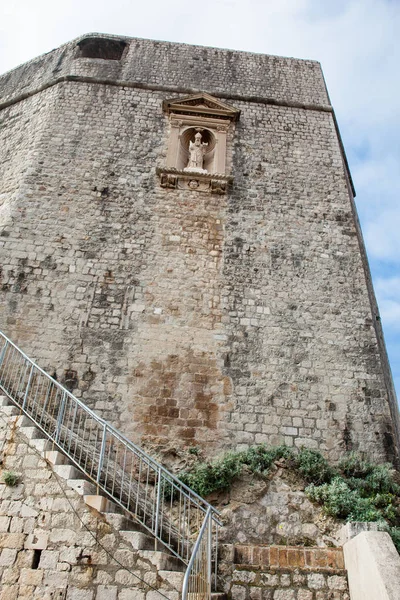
[0,341,8,370]
[154,467,162,545]
[22,365,34,410]
[207,512,212,597]
[182,506,213,600]
[214,520,219,592]
[97,423,107,484]
[55,391,66,442]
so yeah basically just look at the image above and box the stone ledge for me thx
[156,167,232,194]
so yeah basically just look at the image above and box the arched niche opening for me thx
[177,128,216,173]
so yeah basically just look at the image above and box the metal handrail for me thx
[182,506,213,599]
[0,330,220,599]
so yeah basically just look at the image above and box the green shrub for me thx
[179,444,293,496]
[364,464,400,496]
[338,452,374,479]
[188,446,200,456]
[180,451,243,496]
[339,453,400,496]
[388,526,400,554]
[295,448,335,485]
[240,444,294,474]
[174,445,400,554]
[305,477,382,521]
[2,470,19,486]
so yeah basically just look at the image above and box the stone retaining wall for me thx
[0,410,180,600]
[219,544,349,599]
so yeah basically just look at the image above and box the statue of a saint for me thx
[185,132,208,173]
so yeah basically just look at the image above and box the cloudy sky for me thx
[1,0,399,397]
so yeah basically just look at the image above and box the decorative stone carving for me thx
[157,167,232,194]
[185,131,208,173]
[159,93,240,193]
[160,173,178,189]
[211,179,227,195]
[162,93,240,122]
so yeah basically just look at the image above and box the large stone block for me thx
[344,531,400,600]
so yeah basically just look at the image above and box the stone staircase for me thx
[0,394,226,599]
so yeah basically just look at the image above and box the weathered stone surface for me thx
[218,466,342,546]
[0,34,398,465]
[0,413,187,599]
[0,31,398,600]
[219,542,349,600]
[0,548,17,567]
[344,531,400,600]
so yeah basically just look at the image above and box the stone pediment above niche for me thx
[162,93,241,121]
[160,93,240,194]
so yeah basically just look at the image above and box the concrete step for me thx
[120,530,156,551]
[139,550,185,572]
[67,479,96,496]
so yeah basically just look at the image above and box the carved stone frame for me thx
[159,93,240,194]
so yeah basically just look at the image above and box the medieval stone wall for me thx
[0,35,398,464]
[0,34,329,108]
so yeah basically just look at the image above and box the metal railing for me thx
[0,331,220,599]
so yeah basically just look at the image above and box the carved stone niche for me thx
[158,93,240,194]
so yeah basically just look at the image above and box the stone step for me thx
[44,450,67,466]
[83,494,119,512]
[53,464,81,480]
[120,529,156,551]
[13,415,32,427]
[19,425,45,440]
[183,592,227,600]
[103,512,150,534]
[158,571,226,598]
[158,570,184,590]
[139,550,186,572]
[0,395,12,406]
[29,437,51,452]
[67,479,96,496]
[1,404,20,416]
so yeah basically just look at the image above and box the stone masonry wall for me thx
[0,409,181,600]
[0,34,329,108]
[219,544,349,600]
[0,35,398,464]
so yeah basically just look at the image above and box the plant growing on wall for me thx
[176,445,400,553]
[1,470,19,486]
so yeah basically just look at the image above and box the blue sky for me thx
[1,0,399,399]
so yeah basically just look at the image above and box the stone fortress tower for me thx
[1,32,399,466]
